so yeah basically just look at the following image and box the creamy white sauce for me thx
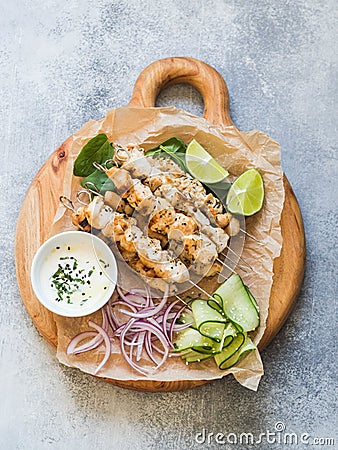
[39,242,111,313]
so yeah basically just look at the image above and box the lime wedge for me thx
[226,168,264,216]
[185,139,229,184]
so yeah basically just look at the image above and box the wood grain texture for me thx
[129,57,232,126]
[15,57,305,392]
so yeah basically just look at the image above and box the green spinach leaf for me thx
[80,169,115,193]
[145,137,187,156]
[73,134,114,177]
[145,137,188,171]
[205,182,232,204]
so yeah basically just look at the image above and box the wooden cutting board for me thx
[15,57,306,392]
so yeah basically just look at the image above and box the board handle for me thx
[129,57,233,126]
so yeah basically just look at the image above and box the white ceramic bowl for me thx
[31,231,117,317]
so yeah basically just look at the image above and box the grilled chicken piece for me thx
[154,185,188,209]
[225,217,240,237]
[148,198,197,241]
[71,206,91,232]
[119,144,153,178]
[118,247,139,264]
[143,174,171,192]
[174,175,206,197]
[203,226,229,253]
[169,213,198,235]
[135,236,189,282]
[148,157,185,175]
[155,185,228,251]
[143,276,173,294]
[147,228,168,248]
[135,236,162,265]
[119,226,144,253]
[84,197,113,230]
[125,180,154,214]
[148,207,176,235]
[133,259,157,278]
[215,212,231,229]
[119,228,189,284]
[169,232,217,276]
[144,171,185,192]
[104,191,122,210]
[104,191,134,215]
[152,259,190,283]
[124,157,153,179]
[102,214,138,245]
[106,166,133,193]
[200,193,224,222]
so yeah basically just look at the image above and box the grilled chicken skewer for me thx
[61,137,261,303]
[93,164,230,254]
[101,145,255,247]
[144,171,240,235]
[96,146,236,232]
[85,197,189,280]
[92,158,235,268]
[153,184,230,253]
[69,197,191,293]
[64,193,225,298]
[70,196,227,290]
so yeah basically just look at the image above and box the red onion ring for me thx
[169,303,189,342]
[66,331,99,355]
[88,321,111,375]
[67,308,108,355]
[120,319,151,376]
[121,284,169,319]
[161,300,180,345]
[144,332,160,365]
[67,284,189,376]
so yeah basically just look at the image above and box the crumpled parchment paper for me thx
[51,106,284,391]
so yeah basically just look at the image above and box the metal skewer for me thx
[239,228,263,244]
[60,196,76,212]
[217,255,248,273]
[93,159,115,173]
[187,280,211,299]
[217,272,228,281]
[77,190,92,205]
[222,247,253,270]
[215,257,239,273]
[82,182,104,197]
[174,294,190,307]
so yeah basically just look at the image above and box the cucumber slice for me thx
[216,322,237,350]
[194,337,223,354]
[223,322,238,341]
[173,328,206,352]
[176,309,195,326]
[182,350,213,363]
[191,299,227,342]
[214,332,246,368]
[223,335,235,348]
[245,285,259,311]
[214,274,260,332]
[215,336,256,370]
[207,293,223,315]
[173,327,223,354]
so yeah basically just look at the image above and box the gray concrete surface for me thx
[1,1,337,449]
